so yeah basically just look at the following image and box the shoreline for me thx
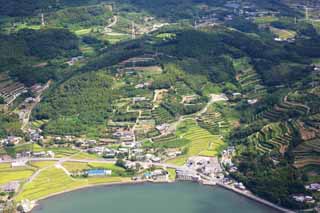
[29,180,172,211]
[28,180,292,213]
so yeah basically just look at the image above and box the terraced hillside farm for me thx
[166,120,225,165]
[0,73,27,105]
[233,58,266,99]
[248,122,293,155]
[197,108,230,136]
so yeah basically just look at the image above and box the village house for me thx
[11,160,27,168]
[143,169,168,181]
[293,195,315,204]
[156,123,170,134]
[234,182,246,190]
[1,136,22,145]
[121,141,136,148]
[132,97,147,104]
[0,181,20,192]
[32,151,46,158]
[124,161,137,169]
[88,146,105,155]
[306,183,320,191]
[103,149,116,158]
[247,99,258,105]
[118,148,129,155]
[66,56,84,66]
[176,169,200,182]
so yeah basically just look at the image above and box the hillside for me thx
[0,0,319,211]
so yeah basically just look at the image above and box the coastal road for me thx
[2,158,187,171]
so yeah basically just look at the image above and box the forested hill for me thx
[0,0,297,18]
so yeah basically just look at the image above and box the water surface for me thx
[33,182,280,213]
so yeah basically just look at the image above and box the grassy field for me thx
[0,169,34,184]
[15,167,87,201]
[270,27,296,40]
[70,152,100,160]
[62,162,90,172]
[254,16,279,24]
[87,177,129,184]
[167,168,176,181]
[15,167,131,201]
[46,147,78,158]
[30,161,57,169]
[0,163,11,170]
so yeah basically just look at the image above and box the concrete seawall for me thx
[216,183,295,213]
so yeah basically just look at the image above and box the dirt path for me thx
[21,81,51,131]
[152,93,228,140]
[105,15,118,31]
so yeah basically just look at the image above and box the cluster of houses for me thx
[135,82,151,89]
[88,146,116,158]
[221,146,236,166]
[0,181,20,193]
[221,178,246,191]
[292,195,315,204]
[305,183,320,192]
[28,129,43,142]
[112,127,135,142]
[155,123,170,135]
[142,169,168,181]
[176,168,200,182]
[0,136,22,146]
[186,156,223,178]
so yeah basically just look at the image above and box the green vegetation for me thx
[0,167,34,184]
[0,0,319,211]
[0,113,22,138]
[16,167,87,201]
[167,120,225,165]
[30,161,56,169]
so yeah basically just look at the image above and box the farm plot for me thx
[15,167,87,201]
[0,167,34,185]
[166,120,225,165]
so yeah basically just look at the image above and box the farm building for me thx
[86,169,112,177]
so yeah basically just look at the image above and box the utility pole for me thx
[41,13,45,26]
[305,6,309,21]
[131,21,136,40]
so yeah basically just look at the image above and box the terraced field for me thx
[233,58,266,99]
[70,152,100,160]
[294,139,320,168]
[153,135,191,148]
[152,106,175,125]
[15,167,87,201]
[259,96,310,122]
[62,162,90,172]
[46,147,79,158]
[175,81,195,96]
[198,111,230,136]
[0,164,35,185]
[166,120,225,165]
[31,161,57,169]
[248,122,292,155]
